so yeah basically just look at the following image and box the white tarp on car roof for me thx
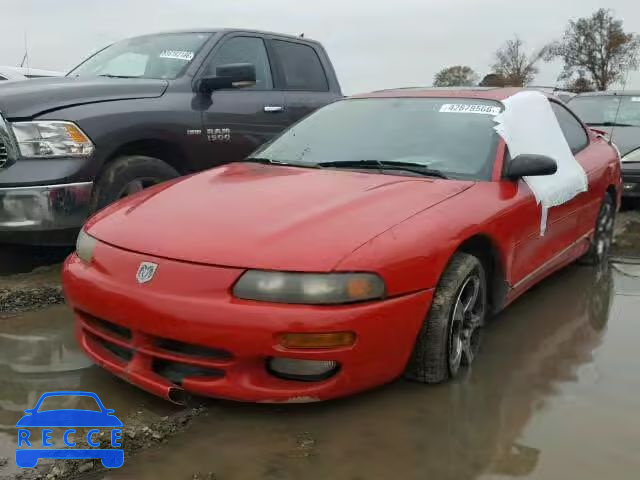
[493,90,588,235]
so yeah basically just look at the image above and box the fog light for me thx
[280,332,356,349]
[1,193,46,227]
[268,358,339,381]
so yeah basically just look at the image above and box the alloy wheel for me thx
[449,272,485,374]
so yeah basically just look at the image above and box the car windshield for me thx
[569,95,640,127]
[68,32,212,80]
[37,395,100,412]
[250,97,502,180]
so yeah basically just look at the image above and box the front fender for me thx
[37,96,198,177]
[335,183,513,297]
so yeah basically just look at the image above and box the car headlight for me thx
[233,271,386,304]
[622,148,640,163]
[11,121,94,158]
[76,229,97,263]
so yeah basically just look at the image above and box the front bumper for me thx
[0,182,93,231]
[622,164,640,198]
[62,242,432,403]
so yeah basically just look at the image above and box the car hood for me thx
[594,126,640,157]
[0,76,168,119]
[86,163,474,271]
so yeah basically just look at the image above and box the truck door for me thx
[197,35,288,166]
[267,39,339,123]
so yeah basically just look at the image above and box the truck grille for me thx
[0,111,17,168]
[0,140,6,168]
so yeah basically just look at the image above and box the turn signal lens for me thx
[280,332,356,349]
[64,123,91,144]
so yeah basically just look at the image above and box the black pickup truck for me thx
[0,29,342,244]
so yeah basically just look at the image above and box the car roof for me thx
[574,90,640,97]
[131,28,318,44]
[351,87,543,101]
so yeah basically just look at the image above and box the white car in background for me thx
[0,66,64,81]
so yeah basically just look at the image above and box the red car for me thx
[62,88,620,404]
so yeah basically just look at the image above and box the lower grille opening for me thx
[80,311,132,340]
[155,338,233,361]
[91,334,133,362]
[152,359,224,386]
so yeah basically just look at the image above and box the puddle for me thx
[0,305,176,477]
[91,265,639,480]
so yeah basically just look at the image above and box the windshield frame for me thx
[67,31,215,80]
[249,96,504,181]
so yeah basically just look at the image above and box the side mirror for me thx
[504,154,558,180]
[197,63,256,95]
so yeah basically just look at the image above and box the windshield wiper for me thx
[243,158,320,168]
[586,121,635,127]
[317,160,448,179]
[98,74,141,79]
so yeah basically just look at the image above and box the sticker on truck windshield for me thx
[159,50,194,61]
[439,104,501,115]
[631,97,640,102]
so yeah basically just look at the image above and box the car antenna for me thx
[20,30,29,72]
[609,68,631,147]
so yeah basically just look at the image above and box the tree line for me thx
[432,9,640,92]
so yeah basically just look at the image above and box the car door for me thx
[267,39,338,123]
[196,34,289,166]
[508,101,591,287]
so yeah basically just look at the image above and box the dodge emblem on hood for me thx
[136,262,158,284]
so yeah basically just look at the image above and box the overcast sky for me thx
[1,0,639,94]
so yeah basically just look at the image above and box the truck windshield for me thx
[569,95,640,128]
[250,97,502,181]
[68,32,212,80]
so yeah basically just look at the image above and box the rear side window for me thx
[0,75,6,81]
[271,40,328,91]
[551,102,589,153]
[205,36,273,89]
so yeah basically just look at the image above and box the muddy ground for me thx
[0,210,639,480]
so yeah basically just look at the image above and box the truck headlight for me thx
[11,121,94,158]
[233,271,386,304]
[622,148,640,163]
[76,229,97,263]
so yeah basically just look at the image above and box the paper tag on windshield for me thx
[440,104,501,115]
[159,50,194,61]
[631,97,640,102]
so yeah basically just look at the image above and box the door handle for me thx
[264,105,285,113]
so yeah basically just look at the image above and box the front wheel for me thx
[90,155,179,213]
[406,252,487,383]
[580,194,615,267]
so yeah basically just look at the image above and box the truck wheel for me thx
[90,155,179,212]
[580,194,615,267]
[405,252,487,383]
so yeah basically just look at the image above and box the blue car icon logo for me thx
[15,391,124,469]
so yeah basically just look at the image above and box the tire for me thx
[405,252,487,383]
[580,194,615,267]
[90,155,179,213]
